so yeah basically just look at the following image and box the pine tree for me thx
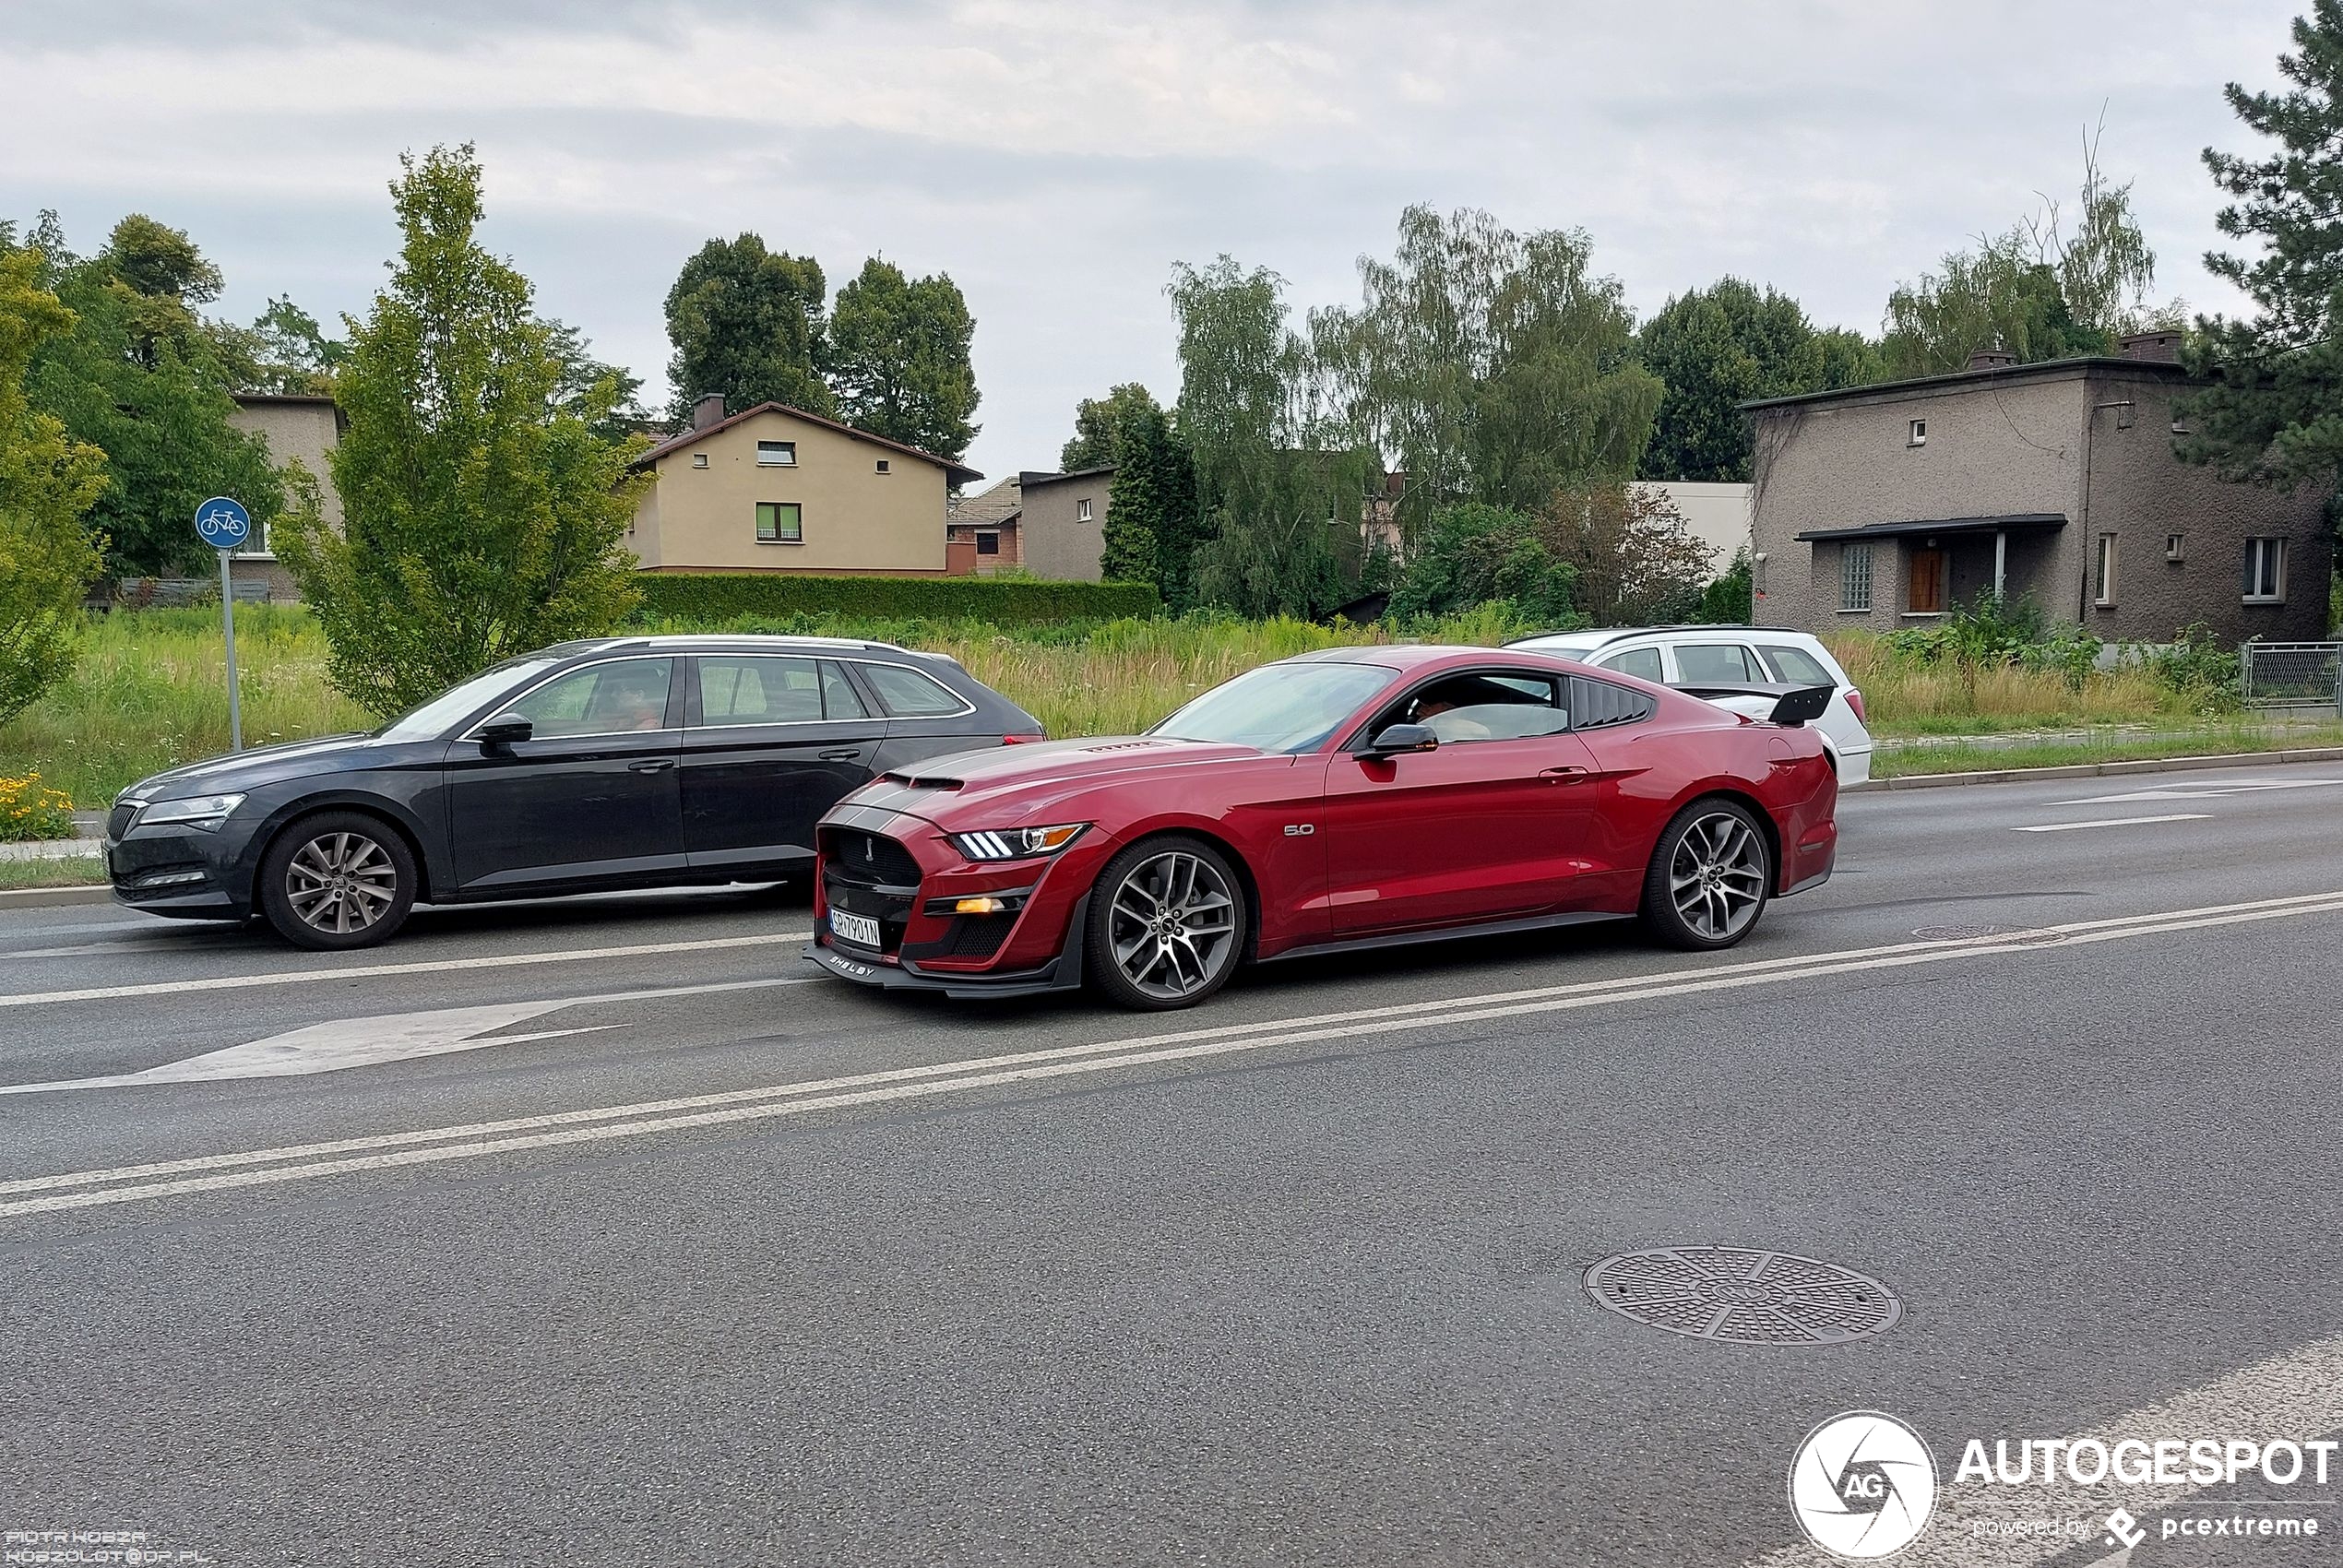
[2177,1,2343,495]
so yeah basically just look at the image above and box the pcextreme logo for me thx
[1788,1411,1939,1559]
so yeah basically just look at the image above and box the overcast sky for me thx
[0,1,2303,482]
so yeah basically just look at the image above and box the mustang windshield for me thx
[1151,663,1395,754]
[374,655,569,742]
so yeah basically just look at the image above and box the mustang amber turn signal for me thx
[954,896,1010,915]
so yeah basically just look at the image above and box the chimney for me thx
[2118,329,2182,363]
[692,393,727,431]
[1966,347,2017,372]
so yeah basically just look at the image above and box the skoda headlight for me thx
[952,824,1088,861]
[140,792,246,831]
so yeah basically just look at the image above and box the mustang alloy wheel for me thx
[1088,836,1247,1009]
[1641,799,1772,950]
[258,811,419,950]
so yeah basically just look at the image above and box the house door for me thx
[1908,548,1946,614]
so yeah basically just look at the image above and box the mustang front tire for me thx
[1086,835,1248,1010]
[1639,798,1772,950]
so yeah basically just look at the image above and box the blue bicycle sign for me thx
[195,496,254,552]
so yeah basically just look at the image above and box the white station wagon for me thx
[1507,625,1874,785]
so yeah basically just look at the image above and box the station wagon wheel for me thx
[1640,800,1771,951]
[1087,836,1247,1010]
[258,811,419,951]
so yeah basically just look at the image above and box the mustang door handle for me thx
[818,748,862,762]
[1540,766,1590,784]
[627,758,677,773]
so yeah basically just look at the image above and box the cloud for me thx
[0,0,2298,474]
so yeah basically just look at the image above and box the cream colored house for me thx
[628,397,983,576]
[225,392,345,599]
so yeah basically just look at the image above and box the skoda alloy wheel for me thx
[259,811,418,950]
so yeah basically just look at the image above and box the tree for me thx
[235,295,351,395]
[1171,256,1377,618]
[0,247,107,723]
[1540,481,1714,624]
[544,319,648,443]
[1313,205,1661,529]
[1882,130,2173,378]
[2176,2,2343,496]
[1061,382,1162,470]
[1100,400,1203,607]
[273,145,648,718]
[1386,502,1576,625]
[663,233,832,421]
[827,257,980,461]
[23,215,282,576]
[1635,279,1880,482]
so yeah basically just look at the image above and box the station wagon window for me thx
[821,661,869,719]
[492,658,674,739]
[1674,644,1759,683]
[1756,644,1834,686]
[696,656,826,724]
[860,661,967,718]
[1595,646,1663,683]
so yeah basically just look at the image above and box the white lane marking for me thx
[0,930,813,1008]
[0,976,815,1095]
[2055,777,2343,805]
[1742,1328,2343,1567]
[3,890,2338,1219]
[13,889,2340,1198]
[2014,814,2215,834]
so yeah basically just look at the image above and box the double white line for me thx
[5,889,2339,1222]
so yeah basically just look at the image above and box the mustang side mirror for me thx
[1365,722,1438,758]
[477,717,533,747]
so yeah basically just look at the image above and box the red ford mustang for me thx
[805,645,1838,1010]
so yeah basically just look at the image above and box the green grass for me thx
[1873,724,2343,778]
[0,856,106,890]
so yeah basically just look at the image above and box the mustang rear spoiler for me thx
[1669,681,1836,728]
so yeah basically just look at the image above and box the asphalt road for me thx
[5,760,2343,1567]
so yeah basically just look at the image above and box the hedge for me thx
[633,572,1160,625]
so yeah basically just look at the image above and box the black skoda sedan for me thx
[105,636,1044,949]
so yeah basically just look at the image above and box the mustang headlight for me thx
[139,792,246,831]
[952,824,1088,861]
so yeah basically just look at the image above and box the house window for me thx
[874,459,890,474]
[976,531,1000,555]
[1839,543,1873,612]
[2093,533,2118,607]
[1907,547,1946,614]
[755,502,803,543]
[2166,533,2185,563]
[756,441,797,467]
[2242,537,2287,602]
[691,453,708,469]
[1908,419,1926,447]
[1076,498,1094,522]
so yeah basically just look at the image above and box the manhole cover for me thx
[1583,1247,1902,1346]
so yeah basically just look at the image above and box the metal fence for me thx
[2241,641,2343,709]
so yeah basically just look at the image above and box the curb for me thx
[0,885,115,909]
[1850,743,2343,793]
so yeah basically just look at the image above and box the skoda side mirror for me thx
[1366,723,1438,758]
[477,717,533,748]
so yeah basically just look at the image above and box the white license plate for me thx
[830,910,883,948]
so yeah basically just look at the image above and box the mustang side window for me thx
[1398,673,1570,742]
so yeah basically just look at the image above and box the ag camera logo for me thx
[1790,1411,1938,1559]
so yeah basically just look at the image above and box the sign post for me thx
[194,497,254,751]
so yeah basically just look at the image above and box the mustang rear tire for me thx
[258,811,418,951]
[1639,798,1772,951]
[1086,836,1248,1010]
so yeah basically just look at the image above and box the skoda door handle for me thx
[627,758,676,774]
[818,748,862,762]
[1540,766,1589,785]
